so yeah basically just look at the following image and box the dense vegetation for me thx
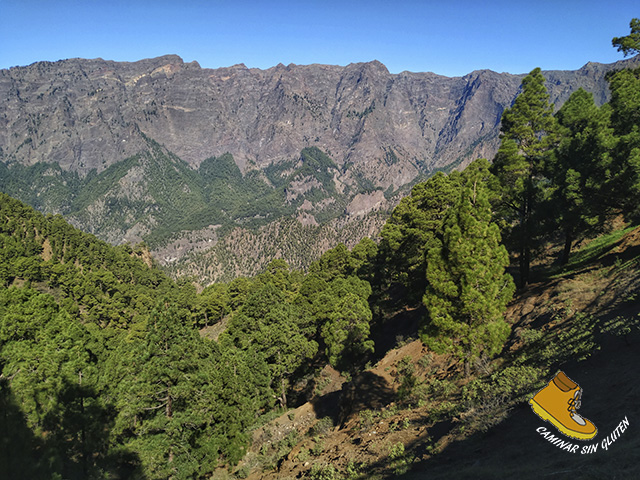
[1,19,639,480]
[0,191,382,478]
[0,143,366,253]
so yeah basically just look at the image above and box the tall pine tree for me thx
[607,65,640,220]
[492,67,556,287]
[108,303,221,479]
[377,171,462,303]
[548,88,615,264]
[422,160,515,377]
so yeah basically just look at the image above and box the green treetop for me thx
[612,18,640,57]
[422,159,515,377]
[222,281,317,409]
[377,171,462,303]
[492,67,557,288]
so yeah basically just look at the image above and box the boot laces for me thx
[568,389,587,426]
[568,389,582,413]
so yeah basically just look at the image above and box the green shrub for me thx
[380,404,399,419]
[388,442,405,460]
[235,464,251,479]
[345,460,365,479]
[388,441,414,475]
[417,353,433,370]
[427,378,456,399]
[310,463,339,480]
[297,447,310,463]
[277,430,299,459]
[600,313,640,338]
[314,376,332,396]
[311,437,325,456]
[395,356,417,402]
[358,409,379,430]
[311,416,334,436]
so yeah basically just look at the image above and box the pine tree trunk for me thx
[519,209,530,289]
[166,394,174,464]
[523,243,531,287]
[79,371,88,478]
[464,346,472,378]
[281,376,287,410]
[561,227,573,265]
[519,182,533,289]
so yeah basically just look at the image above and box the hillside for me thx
[1,56,638,282]
[1,194,638,480]
[0,192,383,479]
[1,157,639,479]
[2,27,639,478]
[238,226,640,480]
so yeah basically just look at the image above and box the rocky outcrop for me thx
[2,55,637,182]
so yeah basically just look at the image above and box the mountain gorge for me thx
[1,55,638,282]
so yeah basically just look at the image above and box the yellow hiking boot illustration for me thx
[529,371,597,440]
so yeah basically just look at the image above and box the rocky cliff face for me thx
[1,55,637,282]
[3,55,635,177]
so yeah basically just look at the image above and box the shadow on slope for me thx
[0,377,144,480]
[338,371,396,428]
[395,331,640,480]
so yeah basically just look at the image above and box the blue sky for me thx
[0,0,637,76]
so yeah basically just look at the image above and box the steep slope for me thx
[237,226,640,479]
[0,194,283,478]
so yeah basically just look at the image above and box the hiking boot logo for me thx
[529,371,597,440]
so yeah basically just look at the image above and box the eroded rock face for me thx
[2,55,636,181]
[2,55,637,282]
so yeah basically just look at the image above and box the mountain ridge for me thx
[3,54,637,177]
[2,54,639,282]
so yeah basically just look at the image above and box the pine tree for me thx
[377,171,462,302]
[206,341,273,466]
[318,277,374,370]
[607,64,640,220]
[0,288,109,478]
[547,88,615,264]
[422,160,515,377]
[492,67,556,287]
[612,18,640,57]
[223,281,317,409]
[108,303,218,479]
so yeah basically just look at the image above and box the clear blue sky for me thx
[0,0,637,76]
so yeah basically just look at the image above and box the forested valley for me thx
[1,20,640,480]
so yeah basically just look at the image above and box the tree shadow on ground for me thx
[0,378,46,479]
[393,332,640,480]
[309,371,396,430]
[0,377,144,480]
[337,371,396,428]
